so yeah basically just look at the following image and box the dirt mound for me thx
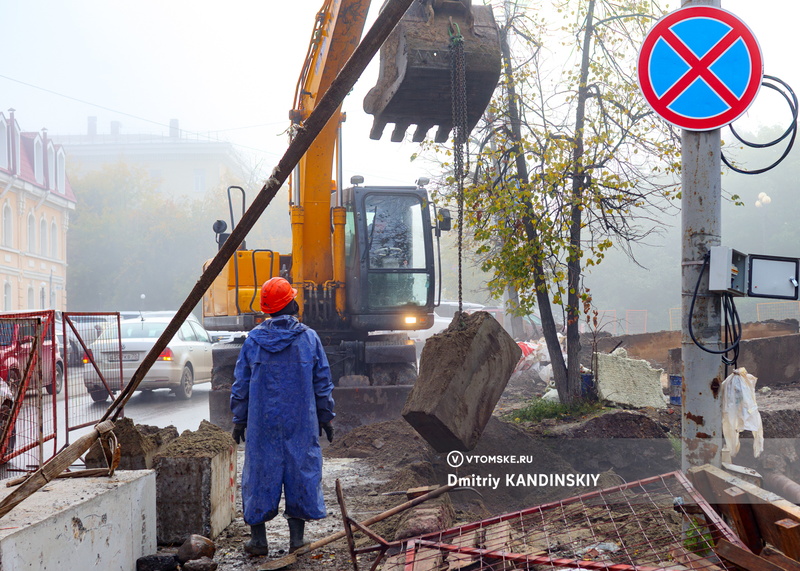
[84,416,179,470]
[329,416,588,516]
[565,410,668,439]
[158,420,233,458]
[558,411,678,481]
[327,418,433,467]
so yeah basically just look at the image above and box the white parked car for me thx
[82,316,214,402]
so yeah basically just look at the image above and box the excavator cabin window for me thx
[363,194,427,310]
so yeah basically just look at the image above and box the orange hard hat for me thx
[260,277,298,314]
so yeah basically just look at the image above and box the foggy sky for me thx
[3,1,795,189]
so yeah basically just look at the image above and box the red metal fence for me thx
[0,311,122,479]
[61,312,122,438]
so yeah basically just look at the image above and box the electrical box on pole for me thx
[708,246,747,296]
[748,254,800,300]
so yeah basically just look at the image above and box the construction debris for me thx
[341,471,744,570]
[688,463,800,559]
[85,417,179,470]
[135,554,179,571]
[176,534,216,563]
[403,311,521,452]
[596,347,667,409]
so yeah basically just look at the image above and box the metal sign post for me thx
[637,0,767,469]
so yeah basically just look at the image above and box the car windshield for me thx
[99,321,169,340]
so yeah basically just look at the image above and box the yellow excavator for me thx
[202,0,501,429]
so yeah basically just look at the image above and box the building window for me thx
[51,221,58,258]
[39,218,47,257]
[34,138,44,185]
[3,282,10,311]
[26,286,33,309]
[47,144,55,189]
[14,127,19,174]
[39,286,45,309]
[193,169,206,193]
[27,213,35,253]
[3,204,11,247]
[0,119,7,170]
[56,149,66,192]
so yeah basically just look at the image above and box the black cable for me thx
[722,75,798,175]
[687,253,742,367]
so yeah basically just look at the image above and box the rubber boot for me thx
[244,522,269,556]
[288,517,306,553]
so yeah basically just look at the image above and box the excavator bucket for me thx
[364,0,502,143]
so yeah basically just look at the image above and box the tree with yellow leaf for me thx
[432,0,681,403]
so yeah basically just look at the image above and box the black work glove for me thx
[232,423,246,444]
[319,421,334,443]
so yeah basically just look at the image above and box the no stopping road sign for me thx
[637,6,763,131]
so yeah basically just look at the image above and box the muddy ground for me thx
[158,372,800,570]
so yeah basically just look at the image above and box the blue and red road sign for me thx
[638,6,763,131]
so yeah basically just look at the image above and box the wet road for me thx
[57,366,214,446]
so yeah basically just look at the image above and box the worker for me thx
[368,211,411,269]
[230,276,335,557]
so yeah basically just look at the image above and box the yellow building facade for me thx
[0,109,75,311]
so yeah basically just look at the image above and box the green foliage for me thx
[683,518,714,557]
[507,397,603,423]
[425,0,680,396]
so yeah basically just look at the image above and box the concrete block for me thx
[0,470,156,570]
[403,311,521,452]
[596,348,666,409]
[155,420,236,544]
[85,417,179,470]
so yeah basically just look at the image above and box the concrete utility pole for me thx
[680,0,724,470]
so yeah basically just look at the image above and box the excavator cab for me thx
[344,184,437,332]
[364,0,502,142]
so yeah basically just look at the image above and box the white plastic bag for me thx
[720,367,764,458]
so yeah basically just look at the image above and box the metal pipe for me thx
[336,118,344,208]
[332,207,347,318]
[764,472,800,504]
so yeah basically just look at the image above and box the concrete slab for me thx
[596,348,667,409]
[0,470,156,570]
[403,311,521,452]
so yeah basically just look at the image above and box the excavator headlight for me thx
[404,316,418,325]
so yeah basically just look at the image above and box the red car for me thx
[0,320,64,395]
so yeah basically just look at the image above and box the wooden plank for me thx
[716,539,787,571]
[482,521,511,552]
[481,522,513,571]
[724,486,765,553]
[776,519,800,561]
[688,465,800,552]
[761,546,800,571]
[668,547,724,571]
[411,548,443,571]
[381,553,405,571]
[444,531,480,570]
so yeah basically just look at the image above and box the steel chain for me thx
[450,25,468,321]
